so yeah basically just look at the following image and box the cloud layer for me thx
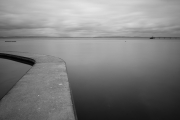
[0,0,180,37]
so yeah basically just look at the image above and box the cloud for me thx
[0,13,47,29]
[0,0,180,37]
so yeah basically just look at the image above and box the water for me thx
[0,58,32,100]
[0,38,180,120]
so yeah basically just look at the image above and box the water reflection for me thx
[0,38,180,119]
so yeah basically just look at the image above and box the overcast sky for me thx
[0,0,180,37]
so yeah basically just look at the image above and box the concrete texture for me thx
[0,52,76,120]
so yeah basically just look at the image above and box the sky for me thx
[0,0,180,37]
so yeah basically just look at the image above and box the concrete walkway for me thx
[0,52,76,120]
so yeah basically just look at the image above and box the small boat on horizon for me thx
[5,41,16,42]
[150,36,155,39]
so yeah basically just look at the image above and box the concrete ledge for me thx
[0,52,76,120]
[0,53,35,65]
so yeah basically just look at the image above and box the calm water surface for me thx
[0,38,180,120]
[0,58,32,100]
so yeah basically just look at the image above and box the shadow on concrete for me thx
[0,53,35,66]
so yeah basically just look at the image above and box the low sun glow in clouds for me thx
[0,0,180,37]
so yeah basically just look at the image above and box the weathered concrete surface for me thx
[0,52,76,120]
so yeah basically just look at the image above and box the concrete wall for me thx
[0,52,76,120]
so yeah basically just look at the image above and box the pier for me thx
[0,52,76,120]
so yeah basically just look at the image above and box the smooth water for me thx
[0,38,180,120]
[0,58,32,100]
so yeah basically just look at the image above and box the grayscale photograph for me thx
[0,0,180,120]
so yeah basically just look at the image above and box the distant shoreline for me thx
[0,36,180,39]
